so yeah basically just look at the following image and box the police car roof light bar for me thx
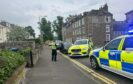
[128,30,133,35]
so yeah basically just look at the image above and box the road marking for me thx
[59,53,117,84]
[73,63,102,84]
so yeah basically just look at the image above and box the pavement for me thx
[26,46,99,84]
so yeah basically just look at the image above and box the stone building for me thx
[62,4,113,47]
[0,24,10,43]
[126,10,133,31]
[111,10,133,39]
[62,15,85,43]
[112,21,128,38]
[0,21,33,42]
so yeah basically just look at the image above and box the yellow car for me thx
[89,33,133,79]
[68,39,93,57]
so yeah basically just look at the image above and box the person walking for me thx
[51,41,57,61]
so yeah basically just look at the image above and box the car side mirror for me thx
[103,47,106,51]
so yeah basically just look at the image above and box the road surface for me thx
[75,57,133,84]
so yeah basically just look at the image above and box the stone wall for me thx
[0,41,42,67]
[0,41,35,50]
[5,63,27,84]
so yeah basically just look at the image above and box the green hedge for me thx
[0,50,26,84]
[19,48,32,56]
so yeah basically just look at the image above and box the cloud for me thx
[0,0,133,36]
[108,0,133,20]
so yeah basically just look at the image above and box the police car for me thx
[89,32,133,79]
[68,39,93,57]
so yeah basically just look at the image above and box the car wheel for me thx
[90,57,99,69]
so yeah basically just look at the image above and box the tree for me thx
[25,26,35,38]
[53,16,63,40]
[7,26,29,41]
[38,17,53,42]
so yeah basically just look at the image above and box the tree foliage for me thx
[53,16,63,40]
[25,26,35,38]
[38,17,53,42]
[7,26,29,41]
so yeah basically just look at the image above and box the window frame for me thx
[106,34,110,41]
[105,16,111,23]
[106,25,110,32]
[104,38,122,50]
[122,36,133,50]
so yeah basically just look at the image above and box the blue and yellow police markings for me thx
[92,49,133,74]
[93,50,122,69]
[99,50,110,66]
[121,51,133,73]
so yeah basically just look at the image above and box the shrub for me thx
[0,50,26,84]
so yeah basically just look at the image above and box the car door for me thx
[121,37,133,73]
[99,38,122,69]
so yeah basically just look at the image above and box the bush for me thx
[0,50,26,84]
[19,48,33,67]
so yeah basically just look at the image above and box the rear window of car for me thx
[122,37,133,50]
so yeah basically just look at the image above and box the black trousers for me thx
[52,50,57,61]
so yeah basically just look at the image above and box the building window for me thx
[106,25,110,32]
[75,22,76,28]
[77,21,79,27]
[72,24,74,29]
[114,32,117,37]
[82,27,85,34]
[106,34,110,41]
[79,20,80,27]
[77,22,78,28]
[76,21,78,27]
[76,29,77,35]
[78,29,80,34]
[79,28,81,34]
[82,18,84,25]
[74,22,76,28]
[77,29,79,35]
[105,16,111,23]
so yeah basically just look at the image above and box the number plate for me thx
[74,52,79,54]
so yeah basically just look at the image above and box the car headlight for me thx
[68,49,71,52]
[82,48,87,50]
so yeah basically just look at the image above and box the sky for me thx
[0,0,133,36]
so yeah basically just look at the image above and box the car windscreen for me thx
[74,40,88,45]
[63,43,71,49]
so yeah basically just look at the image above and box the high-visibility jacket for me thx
[51,43,57,50]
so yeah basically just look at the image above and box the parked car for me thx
[68,39,93,57]
[61,42,72,54]
[55,40,62,50]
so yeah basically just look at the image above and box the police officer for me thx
[51,41,57,61]
[88,37,94,50]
